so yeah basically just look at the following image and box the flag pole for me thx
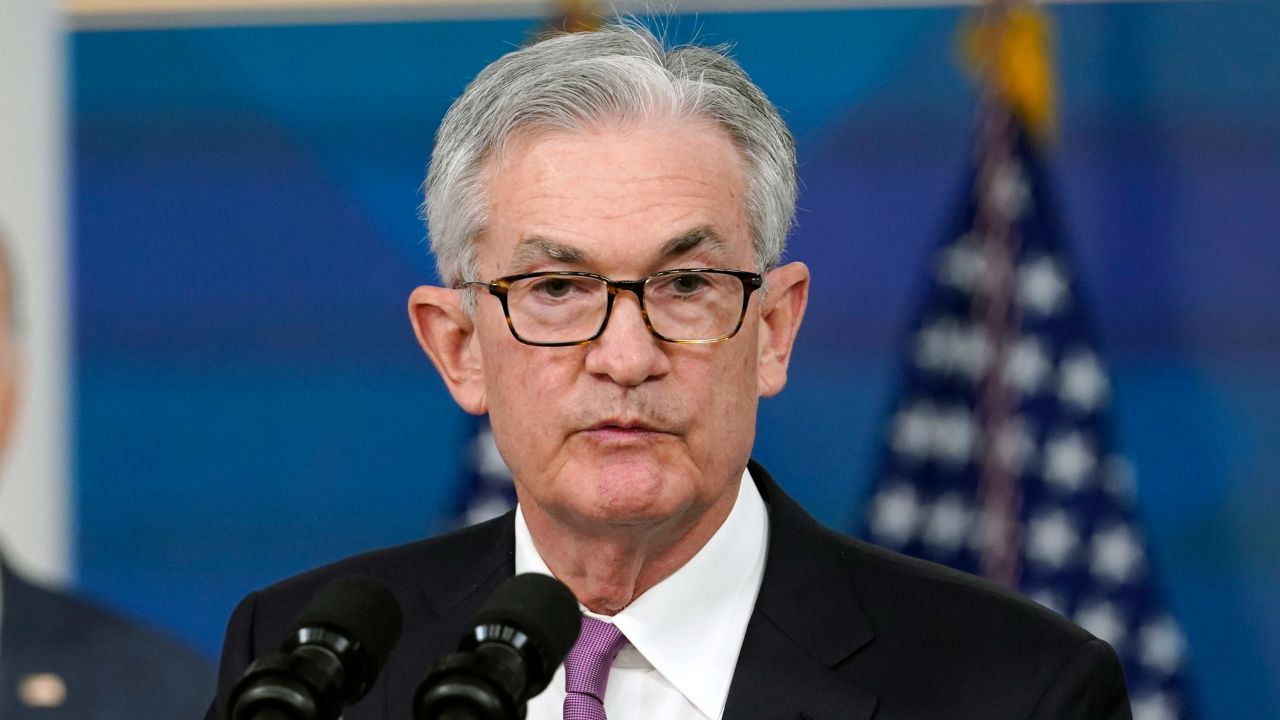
[968,0,1029,589]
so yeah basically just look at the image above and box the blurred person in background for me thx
[0,226,214,719]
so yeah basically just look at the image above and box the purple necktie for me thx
[563,616,627,720]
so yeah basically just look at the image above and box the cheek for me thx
[723,353,761,431]
[481,337,581,433]
[680,341,759,438]
[722,324,762,394]
[482,351,566,476]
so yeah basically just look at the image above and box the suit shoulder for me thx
[833,536,1129,716]
[756,464,1097,656]
[750,467,1131,717]
[8,573,209,660]
[237,513,513,646]
[257,513,511,599]
[2,574,214,702]
[836,532,1093,648]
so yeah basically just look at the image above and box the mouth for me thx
[580,418,669,440]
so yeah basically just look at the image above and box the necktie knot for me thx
[563,616,626,719]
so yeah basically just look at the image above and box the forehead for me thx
[478,119,752,273]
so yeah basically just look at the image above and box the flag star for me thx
[891,402,936,460]
[914,320,990,381]
[1027,588,1067,617]
[937,235,989,293]
[1059,350,1110,412]
[465,495,515,525]
[471,426,511,479]
[869,484,922,547]
[1074,600,1127,648]
[1005,336,1053,395]
[1018,256,1070,316]
[993,416,1037,475]
[1042,430,1097,490]
[923,492,973,553]
[1139,616,1188,675]
[1101,455,1138,503]
[913,320,957,374]
[1131,691,1179,720]
[988,159,1031,220]
[1091,523,1146,584]
[1026,510,1080,569]
[933,406,978,466]
[955,325,992,380]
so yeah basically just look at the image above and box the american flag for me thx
[861,102,1196,719]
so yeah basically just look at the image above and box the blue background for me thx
[71,3,1279,717]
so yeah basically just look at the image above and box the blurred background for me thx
[0,0,1276,717]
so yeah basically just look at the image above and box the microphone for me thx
[229,575,404,720]
[414,573,581,720]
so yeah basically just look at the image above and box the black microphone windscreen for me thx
[471,573,580,682]
[294,575,404,671]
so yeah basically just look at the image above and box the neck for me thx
[520,490,738,615]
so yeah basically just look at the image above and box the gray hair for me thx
[423,21,797,289]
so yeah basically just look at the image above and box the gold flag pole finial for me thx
[547,0,604,35]
[959,0,1058,145]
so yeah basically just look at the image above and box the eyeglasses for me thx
[458,268,764,347]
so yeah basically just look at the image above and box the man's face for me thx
[417,118,805,535]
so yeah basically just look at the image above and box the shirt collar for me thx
[515,468,769,719]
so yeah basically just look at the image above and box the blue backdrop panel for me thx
[72,4,1280,718]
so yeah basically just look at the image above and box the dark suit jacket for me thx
[0,561,215,720]
[209,462,1131,719]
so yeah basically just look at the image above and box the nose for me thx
[583,291,670,387]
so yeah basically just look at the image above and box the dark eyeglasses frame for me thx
[457,268,764,347]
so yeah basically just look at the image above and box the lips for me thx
[587,418,662,433]
[579,417,670,441]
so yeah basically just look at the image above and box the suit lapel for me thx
[723,463,878,720]
[728,616,877,720]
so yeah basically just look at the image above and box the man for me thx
[0,229,214,719]
[210,23,1131,719]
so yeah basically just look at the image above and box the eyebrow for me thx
[658,225,728,260]
[509,237,587,270]
[507,225,729,272]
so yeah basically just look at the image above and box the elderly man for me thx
[210,23,1130,720]
[0,229,214,719]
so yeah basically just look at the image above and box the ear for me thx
[408,285,487,414]
[756,261,809,398]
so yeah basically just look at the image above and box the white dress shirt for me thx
[516,468,769,720]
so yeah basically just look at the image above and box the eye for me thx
[665,272,712,296]
[521,275,597,303]
[531,276,576,298]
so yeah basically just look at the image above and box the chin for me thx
[585,459,688,524]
